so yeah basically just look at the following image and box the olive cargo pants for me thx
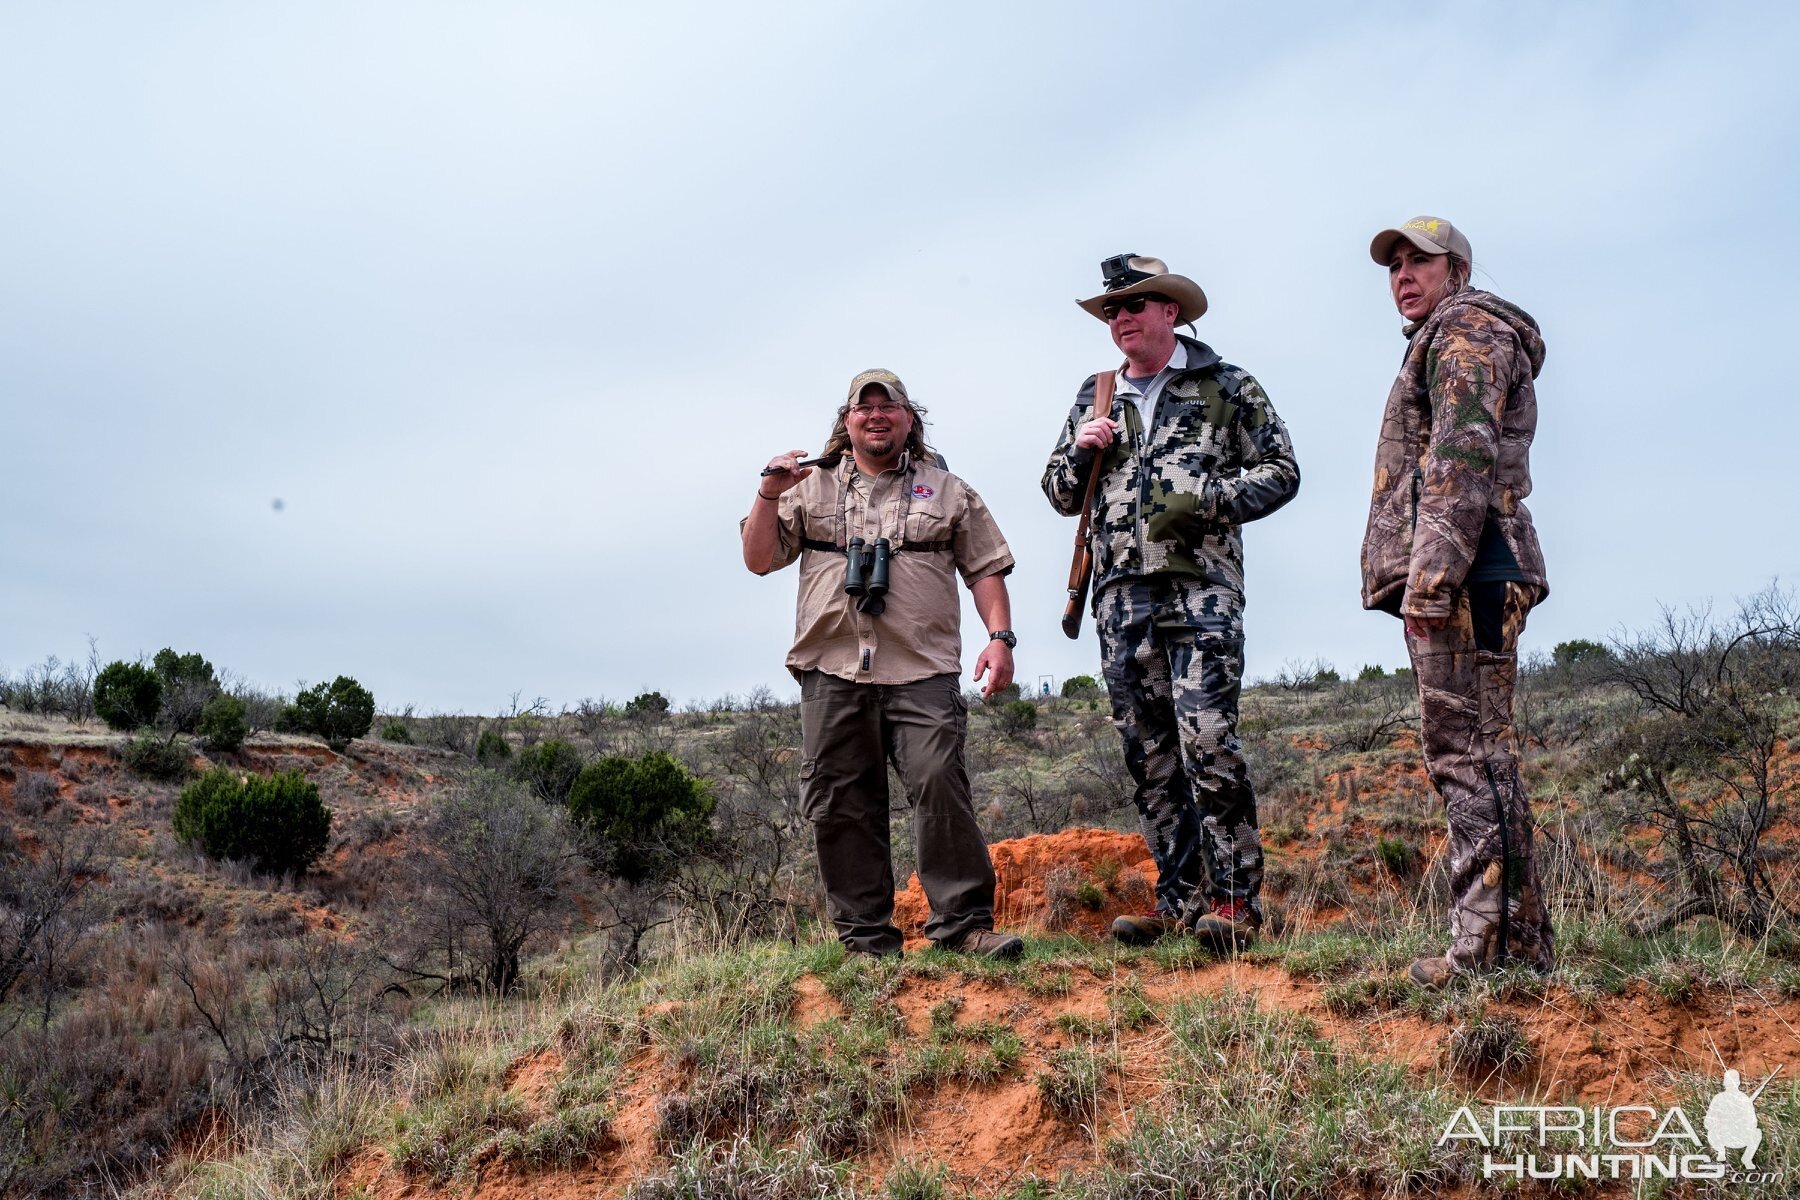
[798,670,997,954]
[1407,581,1555,972]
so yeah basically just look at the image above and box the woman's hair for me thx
[1445,253,1472,292]
[820,398,934,462]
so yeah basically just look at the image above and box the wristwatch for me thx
[988,629,1017,649]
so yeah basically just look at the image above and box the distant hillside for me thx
[2,619,1798,1197]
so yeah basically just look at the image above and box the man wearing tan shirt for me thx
[742,368,1024,959]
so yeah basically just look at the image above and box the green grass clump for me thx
[1090,989,1477,1198]
[488,1104,613,1170]
[1445,1006,1534,1079]
[625,1136,849,1200]
[1106,980,1157,1030]
[1036,1044,1114,1119]
[390,1091,530,1183]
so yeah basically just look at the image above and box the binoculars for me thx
[843,536,891,615]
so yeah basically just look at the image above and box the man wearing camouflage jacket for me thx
[1363,216,1554,986]
[1043,255,1299,948]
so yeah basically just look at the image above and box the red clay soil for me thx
[894,828,1155,944]
[336,827,1800,1200]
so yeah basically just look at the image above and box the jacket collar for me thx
[1168,332,1221,374]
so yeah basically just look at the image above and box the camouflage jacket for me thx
[1360,289,1548,619]
[1041,336,1300,609]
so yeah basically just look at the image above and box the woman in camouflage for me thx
[1360,217,1555,987]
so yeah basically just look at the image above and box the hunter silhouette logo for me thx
[1439,1063,1785,1183]
[1706,1066,1779,1167]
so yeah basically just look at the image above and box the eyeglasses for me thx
[849,401,907,417]
[1100,293,1170,320]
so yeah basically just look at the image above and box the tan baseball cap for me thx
[846,368,910,405]
[1369,216,1472,265]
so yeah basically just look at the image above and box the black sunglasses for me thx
[1100,293,1170,320]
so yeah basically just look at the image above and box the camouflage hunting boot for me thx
[1408,956,1456,989]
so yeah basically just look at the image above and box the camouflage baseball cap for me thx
[1077,254,1207,324]
[1369,216,1472,265]
[846,368,910,405]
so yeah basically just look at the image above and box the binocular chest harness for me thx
[799,464,953,616]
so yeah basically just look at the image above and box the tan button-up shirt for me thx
[751,453,1014,685]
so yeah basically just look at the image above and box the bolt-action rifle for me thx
[1061,371,1117,640]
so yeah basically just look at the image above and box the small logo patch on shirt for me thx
[912,484,934,500]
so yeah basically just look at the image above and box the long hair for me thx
[819,400,934,463]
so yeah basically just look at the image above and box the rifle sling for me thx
[1071,371,1118,567]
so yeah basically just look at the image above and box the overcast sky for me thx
[4,2,1797,714]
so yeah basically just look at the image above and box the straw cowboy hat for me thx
[1076,253,1208,325]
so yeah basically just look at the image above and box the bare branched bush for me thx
[0,639,101,723]
[1597,584,1800,936]
[1070,727,1133,814]
[992,766,1074,835]
[382,769,581,994]
[687,692,815,947]
[1,813,112,1033]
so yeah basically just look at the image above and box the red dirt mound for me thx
[893,828,1154,944]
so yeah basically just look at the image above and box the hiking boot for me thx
[1407,955,1455,989]
[1186,899,1259,952]
[948,928,1024,961]
[1110,910,1181,946]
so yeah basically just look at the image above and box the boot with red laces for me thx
[1187,898,1259,952]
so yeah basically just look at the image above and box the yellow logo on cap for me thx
[1406,218,1442,235]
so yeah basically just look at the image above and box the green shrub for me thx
[173,767,332,875]
[1374,836,1415,878]
[94,661,162,731]
[123,730,192,781]
[380,719,414,744]
[288,675,376,751]
[152,648,220,733]
[475,728,512,765]
[568,751,713,883]
[514,738,584,804]
[624,690,671,718]
[1553,638,1610,668]
[196,694,248,752]
[1060,674,1101,699]
[153,649,216,691]
[1357,664,1387,681]
[996,699,1037,736]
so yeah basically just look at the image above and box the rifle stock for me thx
[1061,371,1116,640]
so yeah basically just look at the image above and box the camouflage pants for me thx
[1095,577,1262,923]
[1406,581,1555,973]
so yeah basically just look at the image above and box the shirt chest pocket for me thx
[906,504,954,547]
[801,495,841,543]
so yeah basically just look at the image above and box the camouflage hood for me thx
[1043,335,1299,607]
[1408,289,1545,378]
[1362,289,1548,618]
